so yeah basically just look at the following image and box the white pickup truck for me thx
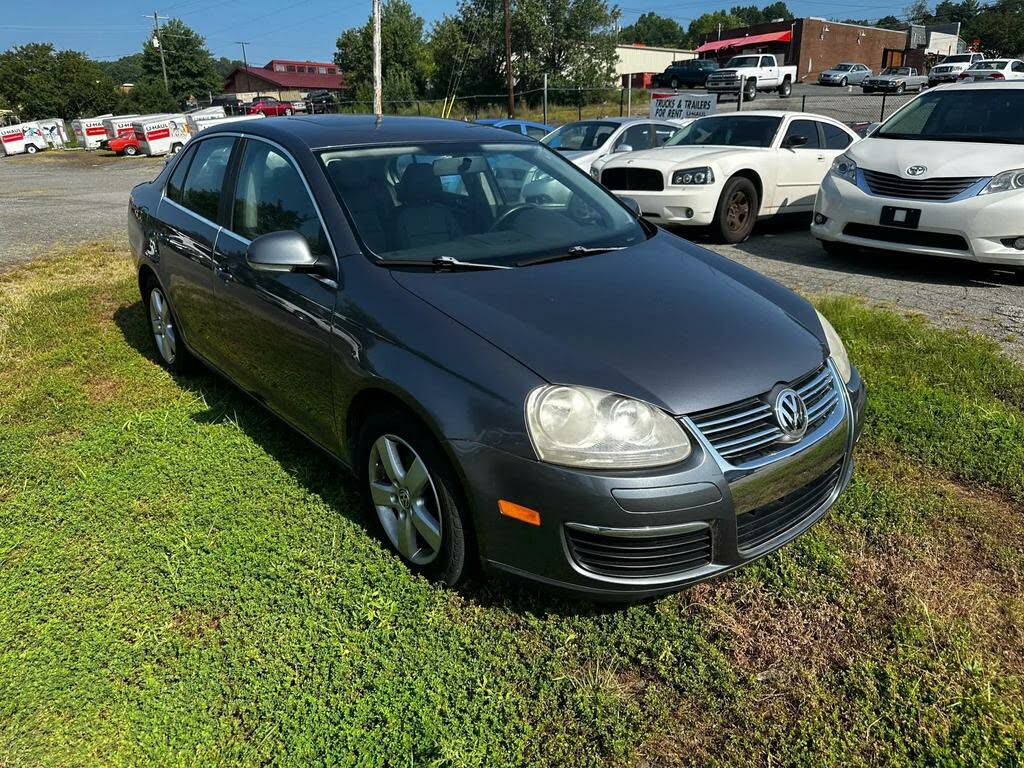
[705,54,797,100]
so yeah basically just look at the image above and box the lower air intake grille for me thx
[737,461,844,550]
[601,167,664,192]
[565,525,712,580]
[843,223,969,251]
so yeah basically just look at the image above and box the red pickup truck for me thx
[248,97,294,117]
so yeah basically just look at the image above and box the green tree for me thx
[963,0,1024,55]
[0,43,119,119]
[99,53,145,85]
[904,0,933,23]
[141,18,220,105]
[214,56,245,79]
[334,0,432,102]
[761,1,794,21]
[875,14,906,28]
[618,12,689,48]
[688,11,743,42]
[934,0,982,23]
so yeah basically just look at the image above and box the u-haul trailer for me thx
[0,122,48,156]
[186,111,262,135]
[33,118,69,148]
[132,114,190,156]
[99,115,139,147]
[71,114,113,149]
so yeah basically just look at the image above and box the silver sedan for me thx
[818,63,872,86]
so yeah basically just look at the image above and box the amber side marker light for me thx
[498,500,541,526]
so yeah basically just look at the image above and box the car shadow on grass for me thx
[680,213,1024,290]
[113,300,621,617]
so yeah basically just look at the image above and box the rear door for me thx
[772,118,827,211]
[211,137,338,448]
[154,135,237,359]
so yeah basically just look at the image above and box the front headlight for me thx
[979,168,1024,195]
[671,167,714,185]
[830,155,857,185]
[526,385,692,468]
[816,310,852,384]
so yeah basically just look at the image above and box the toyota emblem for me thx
[773,388,808,443]
[906,165,927,176]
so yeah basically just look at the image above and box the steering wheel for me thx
[567,193,604,226]
[489,203,536,232]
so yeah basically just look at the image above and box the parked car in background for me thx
[652,59,719,89]
[106,134,141,155]
[598,111,858,243]
[127,115,864,599]
[541,117,685,173]
[305,89,337,113]
[813,82,1024,267]
[818,63,872,86]
[958,59,1024,81]
[290,100,308,113]
[248,97,294,117]
[589,119,695,182]
[928,52,986,86]
[476,118,554,140]
[861,67,928,94]
[705,54,797,100]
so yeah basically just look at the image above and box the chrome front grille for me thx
[690,365,840,466]
[862,169,982,201]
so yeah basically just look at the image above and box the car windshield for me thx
[875,88,1024,144]
[665,115,782,148]
[541,121,619,151]
[973,61,1007,70]
[725,56,760,68]
[833,64,854,71]
[319,141,648,266]
[943,54,974,63]
[881,68,911,76]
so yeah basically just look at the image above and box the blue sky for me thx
[2,0,898,65]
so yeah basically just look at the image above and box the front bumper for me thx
[929,73,959,84]
[452,364,866,600]
[812,172,1024,266]
[706,79,741,92]
[606,184,721,225]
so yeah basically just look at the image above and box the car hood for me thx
[391,233,825,415]
[865,75,904,82]
[849,137,1024,177]
[820,70,846,76]
[602,145,764,171]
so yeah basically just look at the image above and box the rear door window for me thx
[179,137,235,221]
[821,122,853,149]
[165,145,196,204]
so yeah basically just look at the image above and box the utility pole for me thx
[503,0,514,118]
[542,73,548,125]
[149,12,169,91]
[372,0,382,117]
[234,41,256,101]
[717,22,722,40]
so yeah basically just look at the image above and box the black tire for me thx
[142,274,194,375]
[839,76,848,87]
[284,107,293,116]
[170,142,183,155]
[356,409,470,586]
[821,239,854,258]
[777,78,792,98]
[124,145,138,156]
[743,79,757,101]
[895,82,906,94]
[670,77,680,89]
[714,176,759,244]
[25,144,37,154]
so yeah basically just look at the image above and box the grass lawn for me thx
[1,243,1022,767]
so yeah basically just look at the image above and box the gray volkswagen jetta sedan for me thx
[127,116,865,600]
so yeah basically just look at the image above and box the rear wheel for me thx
[714,176,759,244]
[777,78,792,97]
[169,142,183,155]
[143,276,193,374]
[284,107,293,116]
[25,144,37,154]
[123,145,138,156]
[670,76,680,89]
[357,410,470,586]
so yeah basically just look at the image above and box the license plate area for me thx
[880,206,921,229]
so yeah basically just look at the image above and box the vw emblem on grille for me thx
[906,165,927,177]
[773,388,808,443]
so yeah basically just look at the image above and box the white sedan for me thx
[813,82,1024,266]
[959,59,1024,82]
[597,111,859,242]
[540,118,685,173]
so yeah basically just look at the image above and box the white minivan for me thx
[812,82,1024,267]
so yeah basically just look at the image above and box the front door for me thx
[211,138,338,449]
[773,118,828,211]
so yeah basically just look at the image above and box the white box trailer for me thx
[71,114,113,149]
[101,115,140,144]
[0,122,48,156]
[187,112,263,135]
[34,118,70,148]
[132,114,190,156]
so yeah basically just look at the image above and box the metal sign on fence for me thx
[649,92,718,121]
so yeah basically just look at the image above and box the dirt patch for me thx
[170,607,226,641]
[84,376,125,403]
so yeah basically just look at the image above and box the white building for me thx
[615,44,696,79]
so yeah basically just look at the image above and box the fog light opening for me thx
[1014,237,1024,251]
[814,213,828,226]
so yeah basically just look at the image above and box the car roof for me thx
[692,110,856,130]
[201,114,535,150]
[944,81,1024,90]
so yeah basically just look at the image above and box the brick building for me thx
[696,19,926,82]
[223,59,346,102]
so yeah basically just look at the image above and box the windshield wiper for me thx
[432,256,513,271]
[517,245,626,267]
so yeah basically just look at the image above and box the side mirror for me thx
[618,196,641,216]
[613,144,634,154]
[246,231,321,273]
[783,134,809,149]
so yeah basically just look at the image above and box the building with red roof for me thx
[223,59,347,100]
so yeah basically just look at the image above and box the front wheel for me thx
[839,77,848,87]
[714,176,759,244]
[777,78,792,97]
[357,411,470,586]
[895,83,906,94]
[284,107,293,116]
[670,77,680,89]
[124,145,138,156]
[743,79,757,101]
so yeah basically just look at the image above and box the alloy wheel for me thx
[726,190,750,233]
[368,434,443,565]
[149,287,177,364]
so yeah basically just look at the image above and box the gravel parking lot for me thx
[4,149,1022,361]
